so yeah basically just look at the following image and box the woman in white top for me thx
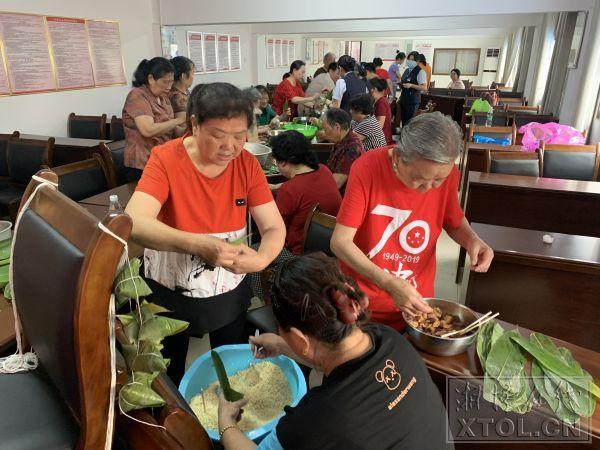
[447,68,465,90]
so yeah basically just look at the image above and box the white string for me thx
[0,177,57,373]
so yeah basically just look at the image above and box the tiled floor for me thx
[186,231,469,369]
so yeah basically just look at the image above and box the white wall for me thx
[0,0,159,136]
[161,0,592,25]
[170,24,254,88]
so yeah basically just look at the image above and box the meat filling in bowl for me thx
[407,307,468,337]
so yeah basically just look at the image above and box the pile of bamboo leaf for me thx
[477,321,599,424]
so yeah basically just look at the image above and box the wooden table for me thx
[418,318,600,448]
[20,134,112,166]
[0,295,15,354]
[457,172,600,282]
[79,181,137,207]
[465,223,600,351]
[420,94,465,124]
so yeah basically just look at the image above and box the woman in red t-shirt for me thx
[272,60,321,118]
[370,78,393,145]
[330,112,494,330]
[125,83,285,383]
[271,130,342,253]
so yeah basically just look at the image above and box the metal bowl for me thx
[402,298,479,356]
[268,129,286,138]
[244,142,272,167]
[293,116,309,125]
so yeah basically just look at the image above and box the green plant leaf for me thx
[114,258,152,304]
[511,334,600,399]
[116,314,136,327]
[476,320,504,368]
[124,318,140,345]
[211,350,244,402]
[121,344,137,371]
[138,316,189,342]
[119,372,164,413]
[0,265,9,287]
[3,282,11,300]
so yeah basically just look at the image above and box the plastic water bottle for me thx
[485,109,493,127]
[107,194,123,218]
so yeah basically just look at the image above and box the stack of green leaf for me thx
[0,238,12,299]
[114,258,189,413]
[477,321,599,424]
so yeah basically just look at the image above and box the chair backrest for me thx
[448,88,468,97]
[0,131,19,177]
[109,115,125,141]
[302,204,337,256]
[541,143,600,181]
[470,125,516,144]
[463,80,473,90]
[98,142,127,186]
[68,112,107,140]
[54,155,113,201]
[513,114,559,129]
[472,112,510,127]
[507,105,541,114]
[13,170,131,449]
[465,96,478,107]
[486,150,541,177]
[498,97,525,106]
[7,136,54,184]
[499,91,525,99]
[311,142,334,165]
[428,87,451,96]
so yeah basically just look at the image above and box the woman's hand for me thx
[193,235,242,268]
[218,394,248,428]
[382,277,432,317]
[402,83,413,89]
[250,333,285,359]
[466,237,494,272]
[225,245,269,274]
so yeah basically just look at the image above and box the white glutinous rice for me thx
[190,361,292,432]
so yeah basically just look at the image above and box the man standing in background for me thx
[314,52,336,78]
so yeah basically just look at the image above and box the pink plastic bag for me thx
[519,122,585,151]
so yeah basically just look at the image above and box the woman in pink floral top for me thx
[123,57,186,179]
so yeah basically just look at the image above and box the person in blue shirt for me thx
[387,52,406,98]
[217,253,452,450]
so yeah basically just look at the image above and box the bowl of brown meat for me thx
[402,298,479,356]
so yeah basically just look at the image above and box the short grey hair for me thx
[394,111,463,164]
[243,86,261,103]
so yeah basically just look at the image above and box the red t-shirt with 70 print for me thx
[336,147,464,330]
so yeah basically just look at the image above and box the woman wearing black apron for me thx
[399,52,428,126]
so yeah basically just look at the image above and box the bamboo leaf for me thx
[138,316,189,342]
[211,350,244,402]
[119,373,164,412]
[114,258,152,304]
[3,282,11,300]
[476,320,504,367]
[511,335,600,399]
[0,239,12,261]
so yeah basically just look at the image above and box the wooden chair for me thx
[0,136,54,221]
[499,91,525,99]
[471,111,511,127]
[448,88,468,97]
[311,142,334,165]
[428,87,451,96]
[68,112,107,140]
[507,105,541,114]
[513,114,559,130]
[301,204,337,256]
[541,143,600,181]
[498,97,525,107]
[462,80,473,90]
[98,142,128,186]
[109,115,125,141]
[0,170,130,449]
[266,83,278,104]
[0,130,19,178]
[54,154,114,201]
[469,124,516,145]
[486,150,542,177]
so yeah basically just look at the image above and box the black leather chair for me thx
[487,150,541,177]
[513,114,558,129]
[0,136,54,221]
[541,143,600,181]
[0,170,131,449]
[472,112,510,127]
[67,112,107,140]
[0,131,19,179]
[302,204,336,256]
[99,142,127,186]
[110,116,125,141]
[54,155,113,201]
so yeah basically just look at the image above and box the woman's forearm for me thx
[139,117,184,138]
[220,427,257,450]
[291,96,313,105]
[255,225,285,264]
[127,213,196,253]
[445,217,479,249]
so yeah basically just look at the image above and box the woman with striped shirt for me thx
[349,94,388,151]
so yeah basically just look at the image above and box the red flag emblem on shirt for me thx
[406,226,426,249]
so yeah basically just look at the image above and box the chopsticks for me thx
[441,311,500,338]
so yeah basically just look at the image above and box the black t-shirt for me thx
[276,324,453,450]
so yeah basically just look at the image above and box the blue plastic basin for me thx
[179,344,307,442]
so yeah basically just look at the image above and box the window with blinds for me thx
[432,48,481,76]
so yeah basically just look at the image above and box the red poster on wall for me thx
[217,34,229,71]
[86,19,126,86]
[203,33,217,72]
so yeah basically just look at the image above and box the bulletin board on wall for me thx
[0,11,126,96]
[265,36,295,69]
[374,42,400,61]
[187,32,242,74]
[310,39,329,65]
